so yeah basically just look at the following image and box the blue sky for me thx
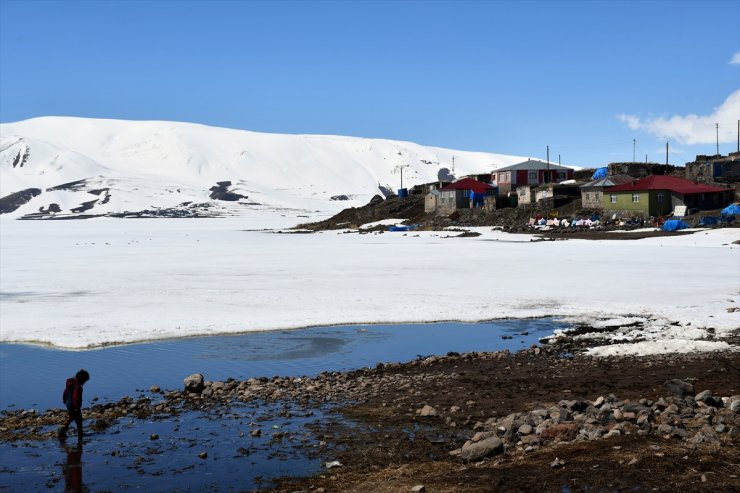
[1,0,738,167]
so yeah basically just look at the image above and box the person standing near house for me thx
[59,369,90,441]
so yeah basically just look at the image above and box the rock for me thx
[417,405,438,417]
[604,428,621,439]
[251,429,261,437]
[471,431,495,442]
[459,436,504,461]
[411,485,426,493]
[198,452,207,459]
[518,424,533,435]
[150,385,160,393]
[150,433,159,440]
[184,373,205,394]
[592,396,605,408]
[325,460,342,469]
[664,379,694,398]
[695,390,723,408]
[550,458,565,468]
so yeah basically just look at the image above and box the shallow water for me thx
[0,319,564,411]
[0,319,566,491]
[0,401,329,492]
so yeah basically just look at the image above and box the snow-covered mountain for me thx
[0,117,530,221]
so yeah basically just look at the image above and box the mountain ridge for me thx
[0,116,535,222]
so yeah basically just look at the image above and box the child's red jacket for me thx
[63,378,83,410]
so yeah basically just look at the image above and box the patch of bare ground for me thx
[263,342,740,493]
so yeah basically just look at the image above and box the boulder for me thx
[459,436,504,461]
[664,379,694,398]
[184,373,205,394]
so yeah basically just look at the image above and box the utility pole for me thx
[546,145,550,183]
[394,164,410,190]
[716,123,719,156]
[451,155,456,175]
[645,154,648,164]
[558,154,561,166]
[666,142,669,166]
[633,139,636,163]
[737,120,739,153]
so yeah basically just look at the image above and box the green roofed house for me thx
[603,175,734,217]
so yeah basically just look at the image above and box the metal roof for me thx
[439,178,495,194]
[494,159,573,173]
[580,174,635,189]
[608,175,733,194]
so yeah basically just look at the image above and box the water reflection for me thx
[60,439,85,493]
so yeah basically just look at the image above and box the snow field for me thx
[1,218,737,353]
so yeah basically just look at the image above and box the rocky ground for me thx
[1,324,738,492]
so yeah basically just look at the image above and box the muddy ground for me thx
[263,336,740,493]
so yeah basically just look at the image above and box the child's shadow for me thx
[60,439,85,493]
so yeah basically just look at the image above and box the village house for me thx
[607,162,676,178]
[603,175,734,217]
[494,160,574,194]
[425,178,497,215]
[515,181,581,208]
[515,185,537,206]
[579,175,634,210]
[684,152,740,183]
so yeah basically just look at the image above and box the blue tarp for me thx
[662,219,689,231]
[720,204,740,216]
[388,224,418,232]
[592,167,608,180]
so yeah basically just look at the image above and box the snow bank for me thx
[586,340,734,357]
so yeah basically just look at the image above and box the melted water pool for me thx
[0,319,565,411]
[0,319,567,491]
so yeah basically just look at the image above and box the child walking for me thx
[59,369,90,441]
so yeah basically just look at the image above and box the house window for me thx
[463,190,470,198]
[632,194,640,203]
[529,171,537,181]
[610,194,617,204]
[558,171,566,181]
[656,192,665,203]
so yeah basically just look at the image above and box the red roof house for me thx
[604,175,733,216]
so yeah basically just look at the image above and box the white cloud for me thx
[731,52,740,64]
[618,90,740,145]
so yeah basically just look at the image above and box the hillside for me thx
[0,117,531,222]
